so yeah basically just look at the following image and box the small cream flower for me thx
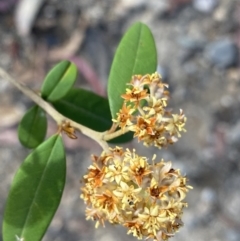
[113,181,142,209]
[113,72,187,148]
[113,103,135,129]
[80,71,190,241]
[80,147,191,241]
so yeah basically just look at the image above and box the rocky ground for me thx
[0,0,240,241]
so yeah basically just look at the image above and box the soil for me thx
[0,0,240,241]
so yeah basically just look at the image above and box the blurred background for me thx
[0,0,240,240]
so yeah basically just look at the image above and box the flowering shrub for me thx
[0,22,191,241]
[81,73,190,241]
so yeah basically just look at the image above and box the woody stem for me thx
[103,127,131,141]
[0,67,109,151]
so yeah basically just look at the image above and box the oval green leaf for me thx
[41,60,78,102]
[52,88,133,143]
[3,134,66,241]
[18,105,47,149]
[108,22,157,118]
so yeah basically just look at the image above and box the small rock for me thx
[117,0,146,10]
[220,95,234,108]
[225,230,240,241]
[183,62,198,75]
[115,0,146,17]
[200,188,217,204]
[213,0,234,22]
[177,36,205,51]
[193,0,218,13]
[179,50,196,63]
[177,37,206,63]
[227,121,240,145]
[204,39,239,69]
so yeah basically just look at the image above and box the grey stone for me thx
[193,0,218,13]
[177,36,206,51]
[204,39,239,69]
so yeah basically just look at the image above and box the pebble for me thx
[177,36,206,51]
[225,230,240,241]
[220,95,234,108]
[227,121,240,145]
[193,0,218,13]
[183,62,198,75]
[179,50,196,63]
[200,188,217,204]
[178,37,206,63]
[118,0,146,9]
[204,39,239,69]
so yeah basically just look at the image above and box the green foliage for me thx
[3,135,66,241]
[52,88,111,131]
[2,22,159,241]
[41,60,78,102]
[108,22,157,118]
[18,105,47,148]
[52,88,133,143]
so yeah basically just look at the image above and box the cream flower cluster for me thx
[80,147,191,241]
[113,73,187,148]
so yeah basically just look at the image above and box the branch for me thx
[104,127,131,141]
[0,67,109,151]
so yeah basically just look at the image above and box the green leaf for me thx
[3,135,66,241]
[108,22,157,118]
[53,88,111,131]
[52,88,133,143]
[41,60,78,102]
[18,105,47,149]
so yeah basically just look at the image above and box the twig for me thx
[0,67,109,151]
[104,127,131,141]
